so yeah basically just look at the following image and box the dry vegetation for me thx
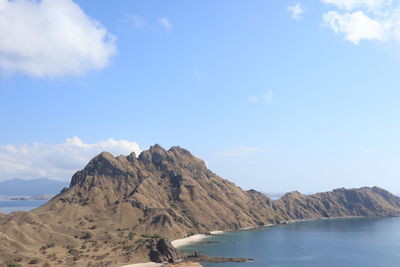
[1,145,400,266]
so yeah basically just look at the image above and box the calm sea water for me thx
[182,217,400,267]
[0,200,47,214]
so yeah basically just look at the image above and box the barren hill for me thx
[273,187,400,220]
[1,145,400,266]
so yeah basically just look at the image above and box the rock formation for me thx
[0,145,399,266]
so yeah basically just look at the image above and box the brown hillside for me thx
[273,187,400,220]
[0,145,399,267]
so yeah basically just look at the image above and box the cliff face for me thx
[0,145,400,266]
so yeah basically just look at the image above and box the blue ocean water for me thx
[182,217,400,267]
[0,200,47,214]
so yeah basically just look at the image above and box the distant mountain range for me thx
[0,178,69,196]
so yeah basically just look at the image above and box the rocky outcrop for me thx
[148,239,182,263]
[131,238,181,264]
[0,144,399,266]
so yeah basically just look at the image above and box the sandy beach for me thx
[171,230,225,248]
[120,262,162,267]
[122,231,226,266]
[171,234,209,248]
[209,230,224,235]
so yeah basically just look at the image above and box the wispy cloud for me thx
[0,137,141,180]
[193,69,202,80]
[321,0,400,45]
[128,14,146,29]
[288,3,306,20]
[322,0,384,11]
[248,91,273,103]
[217,147,263,157]
[160,17,173,32]
[0,0,115,78]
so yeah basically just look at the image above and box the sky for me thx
[1,0,400,194]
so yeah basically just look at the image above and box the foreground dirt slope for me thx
[1,145,400,266]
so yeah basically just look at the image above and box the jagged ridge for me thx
[0,144,399,266]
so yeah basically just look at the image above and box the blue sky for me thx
[1,0,400,193]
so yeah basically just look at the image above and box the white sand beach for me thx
[171,234,208,248]
[209,230,224,234]
[122,232,226,266]
[171,231,225,248]
[120,262,162,267]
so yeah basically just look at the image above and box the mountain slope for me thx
[39,145,280,238]
[272,187,400,220]
[0,145,399,266]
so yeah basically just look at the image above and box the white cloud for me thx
[321,0,400,45]
[0,137,141,180]
[288,3,306,20]
[261,91,274,102]
[217,147,263,157]
[248,91,273,103]
[322,11,385,44]
[322,0,386,11]
[0,0,116,78]
[160,17,173,32]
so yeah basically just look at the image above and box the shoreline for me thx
[122,216,384,267]
[171,230,226,248]
[121,263,163,267]
[172,216,384,249]
[171,225,276,249]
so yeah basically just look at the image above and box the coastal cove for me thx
[2,146,400,266]
[180,217,400,267]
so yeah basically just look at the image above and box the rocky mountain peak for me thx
[87,151,118,167]
[69,151,127,187]
[68,145,210,189]
[2,145,400,266]
[138,144,169,167]
[281,191,303,198]
[127,151,137,162]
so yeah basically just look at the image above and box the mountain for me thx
[0,178,68,196]
[0,145,399,267]
[272,187,400,220]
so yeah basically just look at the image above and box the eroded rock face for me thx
[1,144,400,266]
[149,239,182,263]
[133,238,181,263]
